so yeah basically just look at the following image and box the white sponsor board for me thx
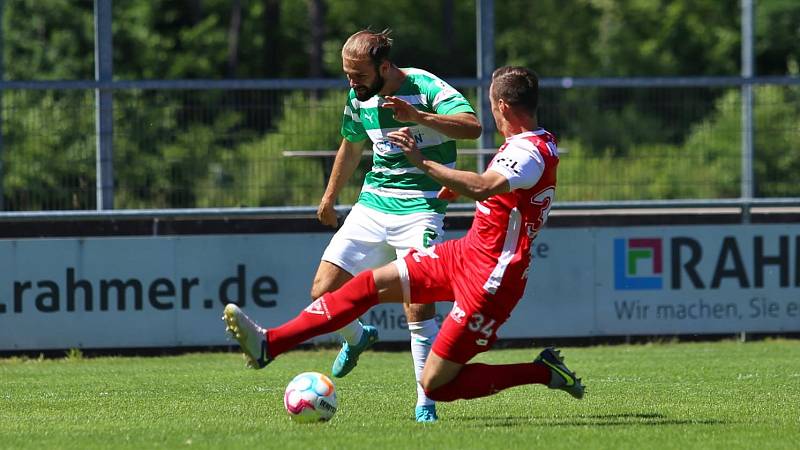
[0,233,452,350]
[1,223,799,350]
[590,225,800,335]
[507,224,800,338]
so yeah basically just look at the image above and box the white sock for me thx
[338,319,364,345]
[408,318,439,407]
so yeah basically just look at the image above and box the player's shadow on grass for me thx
[460,413,728,428]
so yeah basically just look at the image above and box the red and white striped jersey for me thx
[460,128,559,317]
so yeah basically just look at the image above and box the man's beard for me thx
[355,71,385,101]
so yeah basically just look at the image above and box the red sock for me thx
[266,270,379,357]
[425,362,551,402]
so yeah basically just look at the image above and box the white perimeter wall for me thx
[1,223,799,350]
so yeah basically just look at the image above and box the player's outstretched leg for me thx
[331,321,379,378]
[534,347,585,399]
[223,304,272,369]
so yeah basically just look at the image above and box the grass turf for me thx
[1,340,799,449]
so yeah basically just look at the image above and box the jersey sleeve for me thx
[426,78,475,116]
[488,140,546,190]
[340,96,369,142]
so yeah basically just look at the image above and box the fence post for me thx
[0,0,4,211]
[476,0,495,172]
[740,0,754,223]
[94,0,114,210]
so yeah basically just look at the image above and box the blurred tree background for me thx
[1,0,798,210]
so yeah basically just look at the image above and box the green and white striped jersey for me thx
[340,68,475,215]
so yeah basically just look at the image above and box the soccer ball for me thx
[283,372,338,423]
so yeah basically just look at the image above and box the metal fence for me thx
[1,0,798,214]
[1,78,799,212]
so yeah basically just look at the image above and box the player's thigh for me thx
[396,245,457,304]
[389,213,448,320]
[320,204,387,277]
[372,262,405,303]
[313,259,405,304]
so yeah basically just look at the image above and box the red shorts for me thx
[431,299,504,364]
[398,240,513,364]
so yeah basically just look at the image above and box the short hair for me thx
[491,66,539,116]
[342,29,393,67]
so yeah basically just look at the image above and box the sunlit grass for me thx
[1,340,798,449]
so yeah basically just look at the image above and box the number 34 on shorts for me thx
[449,301,498,347]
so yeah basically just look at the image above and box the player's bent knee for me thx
[423,387,441,401]
[420,379,437,397]
[421,381,451,402]
[419,371,445,394]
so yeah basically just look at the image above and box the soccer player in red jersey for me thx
[224,66,585,405]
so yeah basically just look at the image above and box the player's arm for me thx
[416,111,481,140]
[382,96,481,140]
[389,127,545,202]
[387,128,507,201]
[317,138,367,227]
[422,160,509,202]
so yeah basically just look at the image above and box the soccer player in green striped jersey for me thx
[311,29,481,422]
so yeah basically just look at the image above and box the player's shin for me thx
[267,270,379,357]
[424,362,550,401]
[409,318,439,407]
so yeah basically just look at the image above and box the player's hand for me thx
[387,127,424,167]
[437,187,459,201]
[381,96,421,123]
[317,200,338,228]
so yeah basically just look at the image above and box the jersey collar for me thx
[505,128,546,141]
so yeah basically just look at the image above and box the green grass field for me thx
[1,340,799,449]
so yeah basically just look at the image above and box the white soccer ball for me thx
[283,371,338,423]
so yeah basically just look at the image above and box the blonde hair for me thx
[342,29,393,65]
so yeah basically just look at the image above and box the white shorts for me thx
[321,203,445,275]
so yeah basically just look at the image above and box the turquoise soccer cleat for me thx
[534,347,585,399]
[331,324,379,378]
[415,404,438,423]
[222,303,272,369]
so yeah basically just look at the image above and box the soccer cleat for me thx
[222,303,272,369]
[331,324,379,378]
[534,347,585,399]
[415,404,438,423]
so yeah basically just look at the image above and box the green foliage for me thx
[3,91,95,209]
[751,86,800,196]
[115,107,247,208]
[3,0,94,80]
[2,0,800,210]
[684,85,800,197]
[499,0,740,175]
[113,0,235,79]
[557,85,800,201]
[1,342,799,449]
[757,0,800,76]
[322,0,477,77]
[496,0,741,77]
[219,91,345,207]
[558,139,738,202]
